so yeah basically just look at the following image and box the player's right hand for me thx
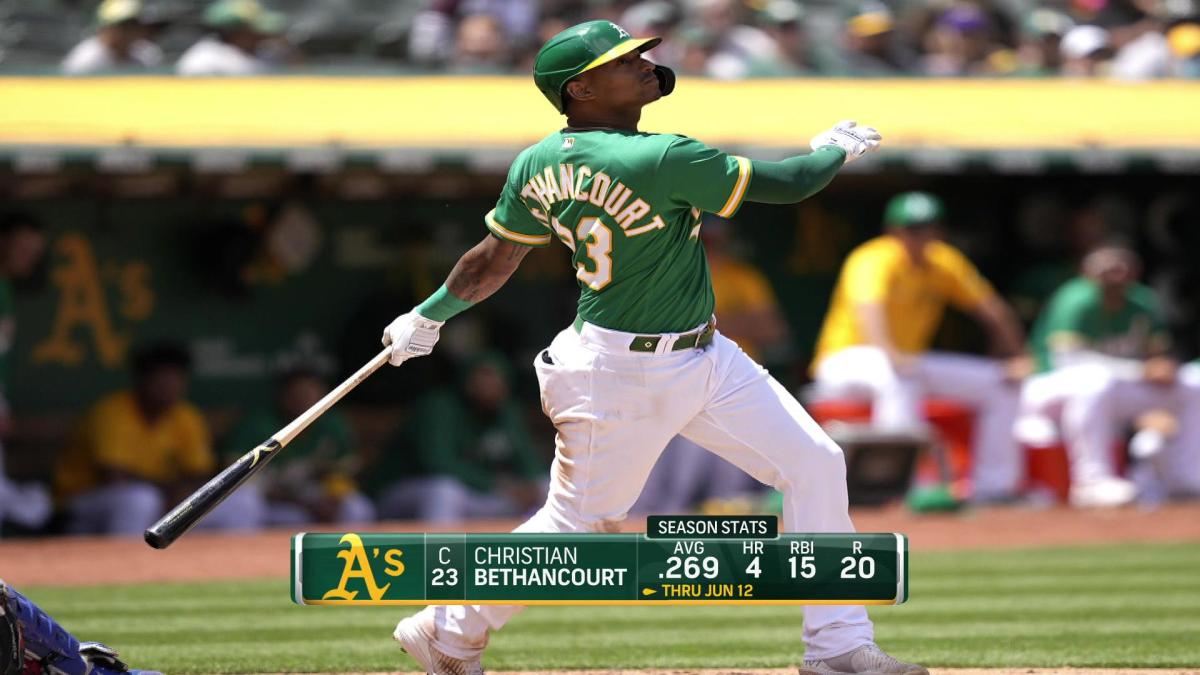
[810,120,882,164]
[382,311,444,366]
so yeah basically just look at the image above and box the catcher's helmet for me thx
[533,20,675,113]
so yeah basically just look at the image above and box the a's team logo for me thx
[562,137,575,149]
[611,23,630,39]
[321,533,405,602]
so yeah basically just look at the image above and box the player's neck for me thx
[135,399,170,424]
[99,29,133,57]
[1101,288,1126,311]
[565,108,641,132]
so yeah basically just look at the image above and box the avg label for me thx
[291,527,907,606]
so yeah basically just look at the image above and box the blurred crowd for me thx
[1,182,1199,539]
[2,0,1200,78]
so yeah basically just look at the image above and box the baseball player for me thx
[54,343,214,535]
[1019,243,1200,506]
[61,0,165,75]
[810,192,1030,503]
[0,578,160,675]
[380,20,923,675]
[176,0,286,76]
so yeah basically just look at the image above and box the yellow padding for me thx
[3,77,1199,150]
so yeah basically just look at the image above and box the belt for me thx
[573,316,716,353]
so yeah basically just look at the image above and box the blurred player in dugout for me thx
[54,343,215,536]
[810,191,1031,502]
[0,214,52,535]
[208,367,375,527]
[371,352,544,524]
[1019,242,1200,507]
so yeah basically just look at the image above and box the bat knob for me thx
[144,528,170,549]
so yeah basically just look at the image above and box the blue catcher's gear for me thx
[0,580,161,675]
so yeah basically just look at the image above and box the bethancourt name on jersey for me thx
[520,163,670,238]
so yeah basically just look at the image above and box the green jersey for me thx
[487,129,753,334]
[1030,277,1170,372]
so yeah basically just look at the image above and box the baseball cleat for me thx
[799,643,928,675]
[393,614,484,675]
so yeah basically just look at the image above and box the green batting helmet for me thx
[884,191,944,228]
[533,20,675,113]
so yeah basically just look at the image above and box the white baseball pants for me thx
[812,346,1023,500]
[1021,363,1200,493]
[411,322,874,661]
[66,482,163,536]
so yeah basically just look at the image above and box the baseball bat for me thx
[144,347,393,549]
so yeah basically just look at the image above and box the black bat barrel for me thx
[144,438,281,549]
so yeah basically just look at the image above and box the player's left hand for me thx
[382,311,444,365]
[811,120,882,163]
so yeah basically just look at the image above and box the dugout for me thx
[2,77,1199,498]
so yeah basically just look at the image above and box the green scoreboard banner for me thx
[291,517,907,606]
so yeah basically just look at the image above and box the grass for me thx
[23,541,1200,673]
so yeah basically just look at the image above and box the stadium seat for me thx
[806,398,976,496]
[810,398,1134,504]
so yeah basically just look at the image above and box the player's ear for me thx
[565,78,595,104]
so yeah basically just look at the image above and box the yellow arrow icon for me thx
[642,588,657,596]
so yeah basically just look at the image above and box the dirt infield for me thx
[171,663,1200,673]
[3,502,1198,587]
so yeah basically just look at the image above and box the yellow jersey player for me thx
[811,192,1030,503]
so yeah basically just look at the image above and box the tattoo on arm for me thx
[447,267,485,302]
[445,236,530,303]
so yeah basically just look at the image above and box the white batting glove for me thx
[810,120,882,164]
[381,312,444,366]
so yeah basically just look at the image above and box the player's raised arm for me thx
[663,121,880,219]
[744,121,882,204]
[381,234,531,366]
